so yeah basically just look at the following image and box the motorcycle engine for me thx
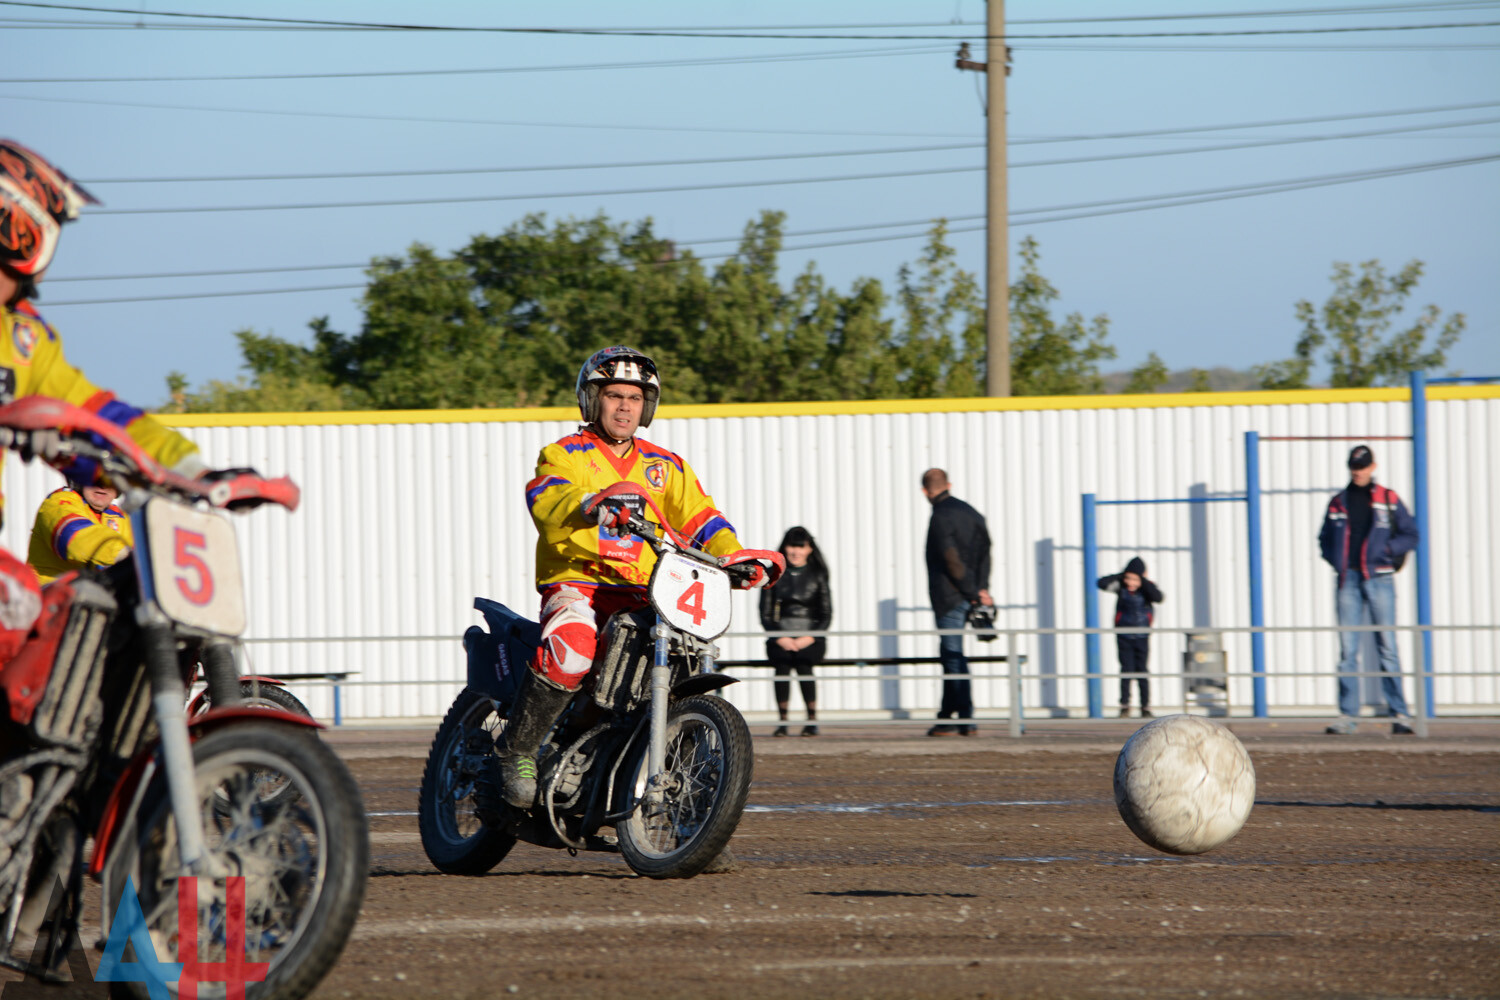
[0,772,32,868]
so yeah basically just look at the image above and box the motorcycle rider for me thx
[26,478,132,584]
[0,140,207,661]
[497,345,780,808]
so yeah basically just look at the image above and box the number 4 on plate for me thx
[675,580,707,626]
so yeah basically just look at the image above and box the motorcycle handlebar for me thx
[619,510,720,568]
[0,397,299,512]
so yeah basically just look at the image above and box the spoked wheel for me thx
[418,687,516,875]
[616,694,754,879]
[105,722,368,1000]
[201,682,315,812]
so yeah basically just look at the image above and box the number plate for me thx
[649,551,732,640]
[142,498,247,636]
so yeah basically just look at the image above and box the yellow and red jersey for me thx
[0,302,203,518]
[526,427,742,589]
[26,486,133,584]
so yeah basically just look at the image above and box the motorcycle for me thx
[418,491,781,879]
[0,397,368,999]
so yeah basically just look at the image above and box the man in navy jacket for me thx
[1318,445,1420,735]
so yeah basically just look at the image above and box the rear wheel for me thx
[233,680,311,717]
[616,695,753,879]
[105,721,368,1000]
[418,688,516,875]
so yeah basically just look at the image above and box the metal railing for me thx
[236,622,1500,737]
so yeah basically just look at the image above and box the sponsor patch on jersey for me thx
[597,494,648,564]
[644,462,667,490]
[10,318,40,363]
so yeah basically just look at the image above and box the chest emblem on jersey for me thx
[644,462,667,490]
[11,318,40,363]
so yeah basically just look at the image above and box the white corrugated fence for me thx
[2,386,1494,721]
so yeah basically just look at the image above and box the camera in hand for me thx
[966,602,998,642]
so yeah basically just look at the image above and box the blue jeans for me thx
[1336,569,1409,718]
[936,606,972,720]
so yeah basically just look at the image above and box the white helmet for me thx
[576,345,661,427]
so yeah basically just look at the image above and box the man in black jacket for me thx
[922,469,993,736]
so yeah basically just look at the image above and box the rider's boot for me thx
[492,670,574,809]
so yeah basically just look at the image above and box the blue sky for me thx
[6,1,1498,406]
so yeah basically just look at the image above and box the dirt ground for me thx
[317,719,1499,1000]
[4,719,1495,999]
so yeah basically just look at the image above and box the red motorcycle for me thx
[0,397,367,999]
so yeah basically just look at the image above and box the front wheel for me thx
[616,695,754,879]
[105,721,368,1000]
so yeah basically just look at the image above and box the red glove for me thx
[581,488,646,534]
[719,549,786,590]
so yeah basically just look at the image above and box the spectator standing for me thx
[1097,556,1163,718]
[760,526,832,737]
[1319,445,1420,735]
[921,469,992,737]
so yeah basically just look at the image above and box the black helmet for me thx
[576,345,661,428]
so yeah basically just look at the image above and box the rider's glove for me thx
[719,549,786,590]
[199,467,269,510]
[580,490,644,535]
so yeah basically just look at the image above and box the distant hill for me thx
[1101,366,1263,394]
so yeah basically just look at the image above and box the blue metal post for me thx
[1082,493,1102,718]
[1244,431,1267,717]
[1410,370,1435,717]
[332,677,343,727]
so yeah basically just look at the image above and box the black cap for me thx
[1347,445,1374,470]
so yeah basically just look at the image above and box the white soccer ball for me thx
[1113,714,1255,855]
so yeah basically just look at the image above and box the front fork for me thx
[137,605,213,874]
[646,617,671,805]
[643,621,721,806]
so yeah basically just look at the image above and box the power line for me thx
[40,152,1498,305]
[77,112,1500,185]
[1006,151,1500,219]
[13,91,1496,147]
[5,2,1499,32]
[89,163,988,215]
[1015,40,1500,49]
[86,127,1500,216]
[0,43,951,83]
[82,142,984,184]
[0,2,1496,38]
[47,216,992,283]
[1008,1,1500,24]
[1012,99,1500,144]
[0,92,987,140]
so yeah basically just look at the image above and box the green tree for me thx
[165,216,1118,410]
[1187,368,1212,392]
[1008,236,1116,396]
[1255,259,1465,389]
[1124,352,1170,394]
[894,221,986,398]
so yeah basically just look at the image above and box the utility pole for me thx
[956,0,1011,396]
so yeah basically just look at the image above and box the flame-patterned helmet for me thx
[576,345,662,428]
[0,141,98,277]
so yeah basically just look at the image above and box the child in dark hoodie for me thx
[1097,556,1164,718]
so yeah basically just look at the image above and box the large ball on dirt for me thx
[1113,714,1255,855]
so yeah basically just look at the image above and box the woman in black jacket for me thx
[759,526,832,737]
